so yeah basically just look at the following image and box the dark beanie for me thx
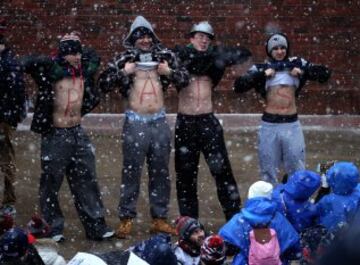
[128,27,154,45]
[59,32,82,57]
[176,216,204,241]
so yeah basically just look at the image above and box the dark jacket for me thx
[0,245,45,265]
[131,233,177,265]
[94,233,177,265]
[233,56,331,98]
[0,48,26,127]
[174,44,252,90]
[22,47,100,135]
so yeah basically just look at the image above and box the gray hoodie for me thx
[123,16,160,49]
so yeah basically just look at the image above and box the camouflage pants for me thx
[0,122,16,205]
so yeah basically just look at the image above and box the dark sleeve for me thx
[289,56,331,84]
[156,48,190,91]
[233,65,266,94]
[215,46,252,67]
[304,63,332,83]
[97,51,135,96]
[82,47,101,76]
[20,54,53,75]
[0,50,27,125]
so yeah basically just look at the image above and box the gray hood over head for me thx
[123,16,161,49]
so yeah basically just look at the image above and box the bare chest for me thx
[53,77,84,115]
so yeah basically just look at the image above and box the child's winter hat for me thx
[0,214,14,236]
[200,234,226,265]
[59,31,82,57]
[176,216,204,241]
[248,181,273,199]
[0,227,30,259]
[284,170,321,200]
[26,214,51,238]
[326,161,359,195]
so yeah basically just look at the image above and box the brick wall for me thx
[1,0,359,114]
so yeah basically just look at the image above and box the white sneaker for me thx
[52,234,65,242]
[102,230,115,239]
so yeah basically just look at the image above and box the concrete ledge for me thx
[17,113,360,133]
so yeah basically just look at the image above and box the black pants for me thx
[0,122,16,205]
[40,125,108,238]
[175,113,241,220]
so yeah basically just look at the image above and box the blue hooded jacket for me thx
[272,170,320,232]
[219,197,300,265]
[316,162,360,232]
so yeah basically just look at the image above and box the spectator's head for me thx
[123,16,160,50]
[248,181,273,200]
[0,228,30,261]
[26,214,51,238]
[0,213,14,236]
[266,33,289,60]
[284,170,321,200]
[326,162,359,195]
[200,234,226,265]
[176,216,205,248]
[58,31,82,65]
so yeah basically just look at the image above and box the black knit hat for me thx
[58,32,82,57]
[176,216,204,241]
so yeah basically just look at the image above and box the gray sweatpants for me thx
[40,126,107,238]
[258,120,305,184]
[118,113,171,219]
